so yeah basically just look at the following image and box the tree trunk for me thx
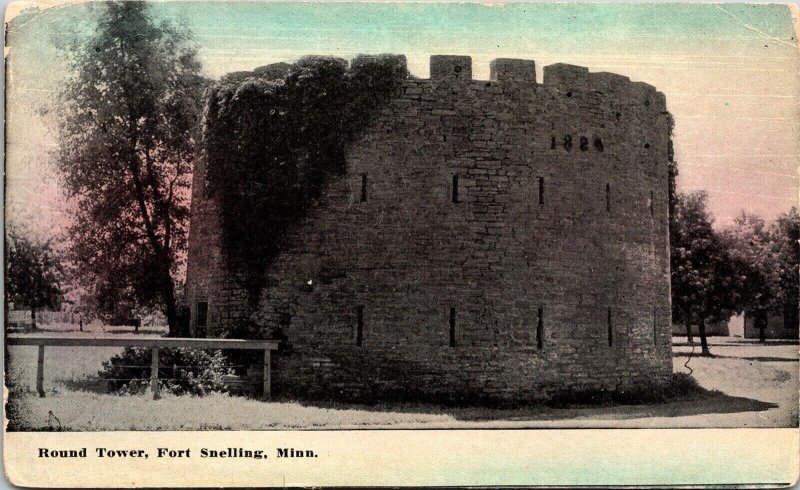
[162,275,180,337]
[698,316,711,356]
[30,307,37,330]
[152,248,183,337]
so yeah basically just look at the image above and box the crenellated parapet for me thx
[429,55,538,85]
[219,54,666,111]
[421,55,665,110]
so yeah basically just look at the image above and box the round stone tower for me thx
[186,54,674,401]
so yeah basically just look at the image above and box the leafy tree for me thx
[55,1,206,335]
[770,207,799,336]
[670,192,740,355]
[721,212,782,342]
[5,227,64,328]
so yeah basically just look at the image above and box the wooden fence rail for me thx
[6,335,280,400]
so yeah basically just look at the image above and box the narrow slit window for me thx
[607,308,613,347]
[537,177,544,205]
[360,173,367,202]
[579,136,589,151]
[196,302,208,328]
[550,135,556,150]
[649,190,654,216]
[356,305,364,347]
[452,174,459,203]
[536,307,544,350]
[449,307,456,347]
[563,134,573,151]
[605,183,611,212]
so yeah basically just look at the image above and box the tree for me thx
[721,212,782,342]
[5,227,64,328]
[55,1,206,335]
[770,207,800,336]
[670,192,740,355]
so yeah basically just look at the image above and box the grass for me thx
[5,390,455,431]
[5,336,797,430]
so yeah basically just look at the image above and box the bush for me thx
[98,347,234,396]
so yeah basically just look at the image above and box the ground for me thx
[5,331,798,430]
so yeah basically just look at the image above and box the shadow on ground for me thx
[61,378,110,394]
[267,388,777,423]
[45,372,777,424]
[673,339,799,347]
[704,355,797,363]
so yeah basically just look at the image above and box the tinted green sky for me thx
[5,2,799,238]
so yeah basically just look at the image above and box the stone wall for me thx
[186,55,675,401]
[185,155,251,338]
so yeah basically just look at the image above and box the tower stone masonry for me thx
[186,55,674,401]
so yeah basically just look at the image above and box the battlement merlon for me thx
[541,63,589,91]
[430,55,472,82]
[490,58,537,84]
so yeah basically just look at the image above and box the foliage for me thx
[670,192,740,353]
[203,54,408,310]
[55,1,207,335]
[670,192,796,351]
[98,347,233,396]
[666,114,678,219]
[772,207,800,317]
[720,212,782,314]
[5,226,64,323]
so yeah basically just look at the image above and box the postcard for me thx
[3,1,799,487]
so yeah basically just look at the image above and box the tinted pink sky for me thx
[5,2,799,242]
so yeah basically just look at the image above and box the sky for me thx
[4,1,800,241]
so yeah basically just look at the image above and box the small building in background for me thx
[743,305,799,340]
[671,319,730,337]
